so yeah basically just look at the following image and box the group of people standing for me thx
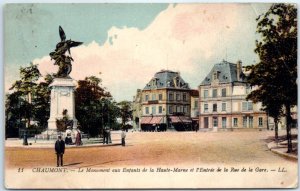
[103,127,112,144]
[54,128,126,167]
[65,128,82,146]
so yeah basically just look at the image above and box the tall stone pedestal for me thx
[47,78,77,131]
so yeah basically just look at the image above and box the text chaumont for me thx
[32,167,68,173]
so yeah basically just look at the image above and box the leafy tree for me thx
[8,63,41,129]
[246,3,297,152]
[75,75,112,136]
[117,101,133,129]
[32,74,54,129]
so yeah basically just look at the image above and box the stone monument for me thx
[46,26,83,136]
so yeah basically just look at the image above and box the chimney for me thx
[237,60,242,81]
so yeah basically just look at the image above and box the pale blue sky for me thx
[4,4,168,65]
[4,3,276,102]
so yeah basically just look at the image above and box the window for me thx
[152,94,156,100]
[145,107,149,114]
[248,102,253,110]
[249,116,253,128]
[159,94,163,101]
[183,93,187,101]
[145,94,149,101]
[243,116,247,127]
[242,102,253,111]
[204,90,208,98]
[169,93,174,101]
[242,102,248,111]
[233,118,238,127]
[183,106,187,114]
[152,106,156,114]
[222,88,226,97]
[222,102,226,111]
[258,117,263,126]
[213,72,219,80]
[222,117,227,128]
[176,93,180,101]
[176,106,181,112]
[213,117,218,127]
[213,104,217,112]
[204,104,208,113]
[159,106,163,114]
[212,89,217,98]
[169,106,173,114]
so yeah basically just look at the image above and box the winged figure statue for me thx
[50,26,83,78]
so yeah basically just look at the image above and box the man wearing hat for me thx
[55,135,65,167]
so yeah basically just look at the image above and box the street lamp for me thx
[102,100,105,138]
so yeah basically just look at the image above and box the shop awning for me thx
[179,116,192,123]
[170,116,192,123]
[170,116,181,123]
[149,117,163,124]
[191,117,199,121]
[141,117,152,124]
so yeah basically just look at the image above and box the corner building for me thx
[198,60,268,130]
[141,70,192,131]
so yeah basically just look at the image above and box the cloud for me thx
[9,4,266,101]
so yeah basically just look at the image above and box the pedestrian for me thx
[75,129,82,146]
[55,135,65,167]
[103,128,107,144]
[105,127,109,144]
[121,129,126,146]
[108,128,112,144]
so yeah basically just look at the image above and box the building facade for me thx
[132,89,142,131]
[190,90,199,130]
[198,60,268,130]
[140,70,192,131]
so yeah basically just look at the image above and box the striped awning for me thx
[170,116,181,123]
[170,116,192,123]
[141,117,152,124]
[149,117,163,124]
[179,116,192,123]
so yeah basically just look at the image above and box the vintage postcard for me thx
[4,3,298,189]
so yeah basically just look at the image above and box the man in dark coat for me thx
[55,135,65,167]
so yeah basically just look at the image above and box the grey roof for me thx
[143,70,190,90]
[200,60,246,86]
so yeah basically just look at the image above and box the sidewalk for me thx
[267,140,298,160]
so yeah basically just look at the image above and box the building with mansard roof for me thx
[198,60,268,130]
[140,70,192,131]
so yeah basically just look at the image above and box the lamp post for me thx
[102,100,104,138]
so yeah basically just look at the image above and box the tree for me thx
[9,63,41,129]
[117,101,133,130]
[246,3,297,152]
[32,74,54,129]
[75,75,112,136]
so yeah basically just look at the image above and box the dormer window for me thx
[174,76,181,87]
[213,72,219,80]
[152,78,158,87]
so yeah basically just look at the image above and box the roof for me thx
[143,70,190,90]
[190,89,199,96]
[200,60,246,86]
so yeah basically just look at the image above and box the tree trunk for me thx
[274,119,278,143]
[285,104,292,153]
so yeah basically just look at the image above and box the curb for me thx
[267,141,298,160]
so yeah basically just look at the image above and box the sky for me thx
[4,3,272,102]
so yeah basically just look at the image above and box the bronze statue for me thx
[50,26,83,78]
